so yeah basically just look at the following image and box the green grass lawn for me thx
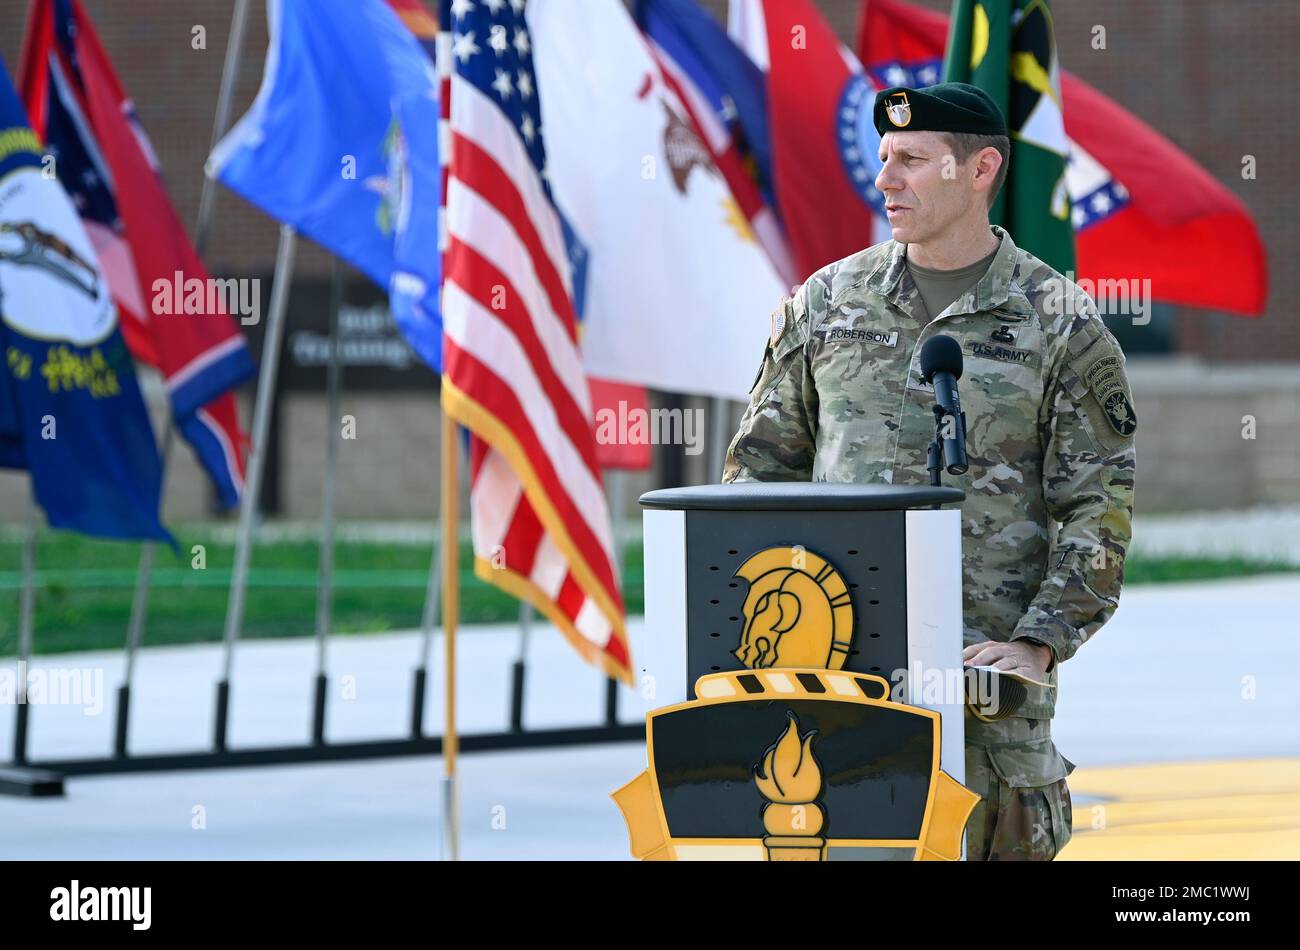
[0,528,643,657]
[0,528,1293,657]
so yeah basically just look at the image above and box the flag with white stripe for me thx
[440,0,632,681]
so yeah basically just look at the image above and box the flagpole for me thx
[439,400,460,861]
[434,7,458,858]
[215,223,297,752]
[194,0,252,257]
[119,0,250,757]
[311,258,344,746]
[603,470,627,726]
[11,502,38,766]
[411,522,441,738]
[115,422,174,759]
[509,602,531,733]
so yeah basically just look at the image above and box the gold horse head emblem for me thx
[733,547,854,670]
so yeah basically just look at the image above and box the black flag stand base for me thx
[214,679,231,753]
[114,683,131,759]
[0,766,63,797]
[410,666,428,738]
[311,673,329,746]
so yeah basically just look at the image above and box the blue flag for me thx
[208,0,443,371]
[0,56,170,543]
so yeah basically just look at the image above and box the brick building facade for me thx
[0,0,1290,359]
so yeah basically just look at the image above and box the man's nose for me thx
[875,161,899,195]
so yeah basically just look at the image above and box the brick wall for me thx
[0,0,334,280]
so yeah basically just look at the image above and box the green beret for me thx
[873,82,1007,137]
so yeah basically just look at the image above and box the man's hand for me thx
[963,639,1052,682]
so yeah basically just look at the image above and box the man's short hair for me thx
[945,132,1010,208]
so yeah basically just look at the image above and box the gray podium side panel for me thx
[640,509,688,710]
[904,508,965,786]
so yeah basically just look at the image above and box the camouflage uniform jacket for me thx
[723,226,1136,768]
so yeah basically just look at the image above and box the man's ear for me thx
[972,146,1004,197]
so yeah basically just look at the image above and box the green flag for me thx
[943,0,1075,273]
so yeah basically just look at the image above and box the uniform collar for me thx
[867,225,1022,320]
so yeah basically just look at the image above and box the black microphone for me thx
[919,334,968,476]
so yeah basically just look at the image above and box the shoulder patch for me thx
[1101,389,1137,436]
[772,291,810,362]
[769,305,787,347]
[1073,328,1136,439]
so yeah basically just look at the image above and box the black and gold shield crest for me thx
[614,669,978,861]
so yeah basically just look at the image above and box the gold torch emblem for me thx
[753,711,826,861]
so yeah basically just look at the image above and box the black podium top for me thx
[639,483,965,511]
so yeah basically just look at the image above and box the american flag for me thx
[439,0,632,681]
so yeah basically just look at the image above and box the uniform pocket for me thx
[964,325,1046,401]
[1043,777,1074,857]
[985,738,1072,860]
[985,735,1070,787]
[747,342,798,406]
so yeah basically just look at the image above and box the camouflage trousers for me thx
[963,713,1075,861]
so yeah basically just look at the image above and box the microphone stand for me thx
[927,403,967,507]
[927,404,947,503]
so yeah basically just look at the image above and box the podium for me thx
[614,482,981,861]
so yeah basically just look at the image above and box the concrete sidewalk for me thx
[1,575,1297,859]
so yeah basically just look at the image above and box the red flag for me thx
[20,0,254,506]
[747,0,885,280]
[858,0,1267,316]
[589,379,652,472]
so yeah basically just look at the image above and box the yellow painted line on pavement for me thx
[1058,757,1300,860]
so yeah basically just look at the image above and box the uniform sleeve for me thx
[721,285,819,483]
[1010,309,1137,668]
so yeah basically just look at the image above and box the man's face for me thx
[874,130,979,245]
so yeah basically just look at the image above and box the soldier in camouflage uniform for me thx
[722,83,1136,860]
